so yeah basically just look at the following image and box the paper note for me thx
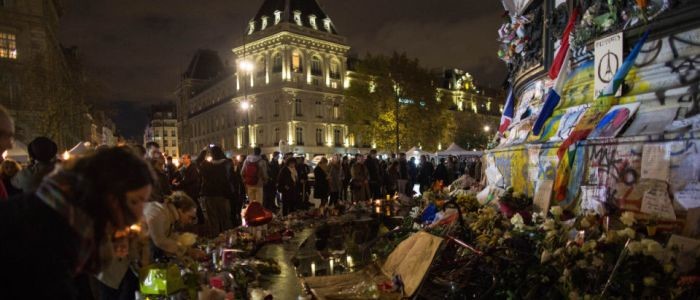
[675,183,700,209]
[641,189,676,221]
[641,144,670,181]
[485,166,503,187]
[533,180,554,214]
[580,186,607,214]
[667,234,700,273]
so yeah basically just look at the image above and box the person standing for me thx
[265,151,282,211]
[417,155,434,193]
[296,156,311,208]
[328,156,343,207]
[397,153,409,194]
[148,154,172,203]
[277,158,298,216]
[350,156,370,202]
[172,154,203,227]
[385,161,400,196]
[365,149,381,199]
[241,147,268,204]
[433,158,449,185]
[313,157,330,210]
[12,136,57,194]
[197,145,239,236]
[341,156,351,202]
[0,105,14,201]
[408,157,418,194]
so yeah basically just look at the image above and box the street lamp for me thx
[239,59,254,154]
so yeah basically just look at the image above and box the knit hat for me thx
[28,137,58,162]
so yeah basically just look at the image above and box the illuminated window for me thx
[274,10,282,25]
[292,52,303,73]
[323,18,332,32]
[309,15,318,30]
[272,53,282,73]
[316,128,323,145]
[296,127,304,145]
[329,61,340,79]
[293,11,302,26]
[1,33,18,59]
[369,81,376,93]
[311,56,322,76]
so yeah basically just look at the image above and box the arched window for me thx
[295,127,304,145]
[292,52,303,73]
[334,129,342,146]
[311,56,322,76]
[329,61,340,79]
[272,53,282,73]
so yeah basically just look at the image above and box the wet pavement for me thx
[255,227,314,300]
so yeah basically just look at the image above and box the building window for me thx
[273,99,280,116]
[295,99,302,116]
[261,16,269,30]
[334,129,342,146]
[311,56,322,76]
[323,18,332,32]
[272,53,282,73]
[171,130,176,137]
[329,61,340,79]
[154,130,160,137]
[274,127,280,144]
[274,10,282,25]
[308,14,318,30]
[293,10,302,26]
[0,33,16,60]
[315,100,322,118]
[248,20,255,35]
[316,128,323,145]
[292,52,303,73]
[256,57,266,78]
[258,129,264,146]
[296,127,304,145]
[333,104,340,119]
[163,140,168,147]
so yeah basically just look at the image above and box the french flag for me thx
[599,29,650,97]
[532,8,577,135]
[499,86,515,135]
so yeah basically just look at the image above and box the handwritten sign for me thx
[533,180,553,214]
[641,189,676,221]
[641,144,670,181]
[580,186,607,215]
[676,183,700,209]
[595,32,623,98]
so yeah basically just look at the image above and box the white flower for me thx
[176,232,198,247]
[641,239,666,261]
[620,211,636,227]
[550,206,563,217]
[628,241,644,255]
[510,213,525,230]
[643,276,657,287]
[542,219,556,231]
[540,250,552,263]
[619,228,636,239]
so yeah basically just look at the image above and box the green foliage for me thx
[344,52,454,151]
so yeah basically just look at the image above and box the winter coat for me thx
[241,155,269,187]
[200,159,236,200]
[313,166,329,200]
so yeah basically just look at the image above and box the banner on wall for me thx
[594,33,623,98]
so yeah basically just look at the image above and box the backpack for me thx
[243,161,259,186]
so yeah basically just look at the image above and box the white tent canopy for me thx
[406,147,431,158]
[4,140,29,163]
[436,143,482,157]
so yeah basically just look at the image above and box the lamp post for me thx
[392,82,402,155]
[239,60,254,154]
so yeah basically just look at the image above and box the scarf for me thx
[36,171,96,274]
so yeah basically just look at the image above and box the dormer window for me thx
[309,14,317,30]
[293,10,302,26]
[323,18,332,32]
[248,20,255,35]
[274,10,282,25]
[261,16,268,30]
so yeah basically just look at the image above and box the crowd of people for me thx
[0,102,483,299]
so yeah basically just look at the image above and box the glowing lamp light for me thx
[483,125,491,132]
[62,151,70,161]
[129,224,141,233]
[206,155,213,162]
[172,158,180,167]
[346,255,354,267]
[310,262,316,276]
[1,150,7,160]
[239,60,254,72]
[241,101,251,110]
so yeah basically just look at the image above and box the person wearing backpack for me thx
[241,147,268,204]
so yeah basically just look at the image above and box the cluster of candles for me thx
[309,255,355,277]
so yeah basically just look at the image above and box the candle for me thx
[329,259,334,275]
[375,206,381,214]
[310,262,316,276]
[346,255,354,268]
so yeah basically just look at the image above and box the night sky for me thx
[59,0,507,139]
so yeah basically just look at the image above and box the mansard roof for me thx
[250,0,338,35]
[183,49,225,80]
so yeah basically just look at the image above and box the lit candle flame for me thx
[311,262,316,276]
[62,151,70,161]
